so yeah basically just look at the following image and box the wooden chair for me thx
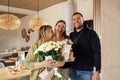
[4,59,15,66]
[0,62,5,68]
[3,53,18,66]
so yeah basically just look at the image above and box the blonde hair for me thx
[37,25,52,46]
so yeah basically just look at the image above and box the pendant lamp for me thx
[29,0,47,31]
[0,0,21,30]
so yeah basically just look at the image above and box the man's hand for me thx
[69,51,75,61]
[92,71,100,80]
[55,61,65,67]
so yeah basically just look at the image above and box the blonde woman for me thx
[25,25,56,80]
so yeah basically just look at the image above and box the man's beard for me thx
[75,25,83,29]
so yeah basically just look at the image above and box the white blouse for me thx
[59,39,72,61]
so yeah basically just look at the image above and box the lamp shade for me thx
[0,13,21,30]
[29,18,47,31]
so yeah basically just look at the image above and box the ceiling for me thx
[0,0,67,18]
[0,11,27,18]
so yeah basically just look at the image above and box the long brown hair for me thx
[54,20,68,40]
[36,25,52,46]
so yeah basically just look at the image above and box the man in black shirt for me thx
[63,12,101,80]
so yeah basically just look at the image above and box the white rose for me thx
[54,48,59,51]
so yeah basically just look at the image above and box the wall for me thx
[17,15,38,49]
[101,0,120,79]
[0,28,19,51]
[74,0,93,20]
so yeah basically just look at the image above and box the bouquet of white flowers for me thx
[34,41,66,80]
[34,41,64,61]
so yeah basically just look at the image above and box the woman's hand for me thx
[42,60,56,68]
[34,60,56,69]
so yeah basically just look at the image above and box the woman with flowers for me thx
[53,20,75,80]
[25,25,56,80]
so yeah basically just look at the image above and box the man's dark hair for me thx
[72,12,83,17]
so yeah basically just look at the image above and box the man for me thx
[63,12,101,80]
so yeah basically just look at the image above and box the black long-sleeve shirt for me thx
[63,27,101,72]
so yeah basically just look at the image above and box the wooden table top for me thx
[0,66,30,80]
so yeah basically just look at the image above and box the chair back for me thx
[0,62,5,68]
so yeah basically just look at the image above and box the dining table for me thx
[0,66,31,80]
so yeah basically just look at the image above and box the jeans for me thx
[70,68,93,80]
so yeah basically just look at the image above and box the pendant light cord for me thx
[37,0,39,18]
[8,0,10,13]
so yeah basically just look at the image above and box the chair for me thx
[4,59,16,66]
[11,53,18,57]
[3,53,18,66]
[0,62,5,68]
